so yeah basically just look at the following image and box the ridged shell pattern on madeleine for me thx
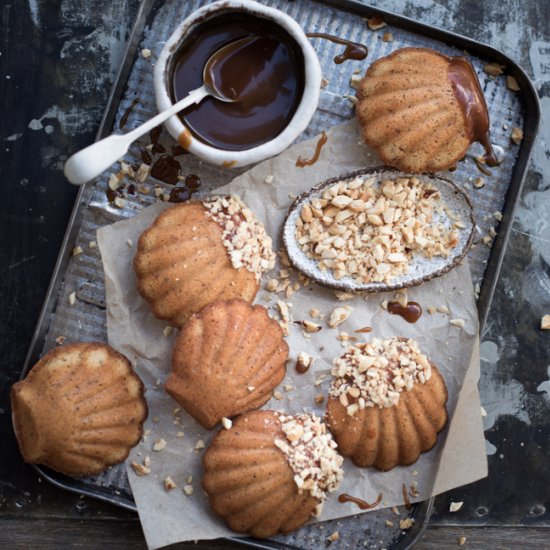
[356,47,487,173]
[202,410,343,538]
[326,337,448,471]
[134,196,275,328]
[165,300,288,429]
[10,342,147,476]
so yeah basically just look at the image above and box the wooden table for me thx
[1,0,548,548]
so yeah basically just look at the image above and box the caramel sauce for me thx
[307,33,368,64]
[296,131,328,167]
[141,149,152,165]
[171,145,189,157]
[387,301,422,323]
[150,155,181,185]
[119,97,139,129]
[149,126,162,145]
[172,13,305,151]
[447,57,500,167]
[185,174,201,191]
[474,157,493,176]
[178,128,192,150]
[402,483,412,510]
[338,492,383,510]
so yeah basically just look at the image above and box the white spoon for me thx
[64,36,260,185]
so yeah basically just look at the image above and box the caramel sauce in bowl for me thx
[154,0,321,168]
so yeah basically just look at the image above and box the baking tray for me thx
[19,0,540,548]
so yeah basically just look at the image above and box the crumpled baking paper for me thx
[97,119,487,549]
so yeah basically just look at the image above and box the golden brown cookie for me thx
[11,342,147,476]
[134,196,275,328]
[326,337,448,471]
[356,47,490,173]
[202,410,343,538]
[165,299,288,429]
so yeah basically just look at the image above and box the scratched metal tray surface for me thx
[20,0,539,548]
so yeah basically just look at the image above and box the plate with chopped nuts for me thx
[283,167,475,293]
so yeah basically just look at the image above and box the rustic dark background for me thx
[0,0,548,548]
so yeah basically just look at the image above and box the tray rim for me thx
[20,0,541,548]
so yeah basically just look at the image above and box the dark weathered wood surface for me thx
[0,0,548,548]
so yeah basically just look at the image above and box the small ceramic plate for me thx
[282,167,475,293]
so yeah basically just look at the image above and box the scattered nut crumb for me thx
[221,417,232,430]
[163,476,177,491]
[391,506,399,515]
[449,501,464,512]
[367,15,387,30]
[427,306,436,314]
[328,305,353,328]
[247,385,255,392]
[382,31,393,42]
[385,520,394,527]
[68,292,76,306]
[506,75,520,91]
[296,351,314,373]
[153,438,166,452]
[483,62,505,76]
[321,77,330,89]
[126,239,133,248]
[163,326,174,337]
[334,290,355,301]
[183,484,194,496]
[264,174,274,184]
[399,518,414,530]
[72,246,83,257]
[266,278,278,292]
[541,314,550,330]
[310,308,321,319]
[284,384,294,392]
[141,48,151,59]
[114,196,126,209]
[381,299,388,310]
[480,406,487,417]
[273,390,283,400]
[89,240,97,249]
[458,535,467,546]
[437,305,449,314]
[314,394,324,404]
[143,456,151,467]
[195,440,205,450]
[176,431,185,438]
[55,336,66,345]
[350,74,362,89]
[511,127,523,145]
[131,461,150,476]
[473,177,485,189]
[327,531,340,542]
[301,319,322,333]
[493,211,503,221]
[450,318,465,328]
[354,326,372,334]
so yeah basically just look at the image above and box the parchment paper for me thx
[97,120,487,549]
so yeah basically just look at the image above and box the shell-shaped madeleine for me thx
[10,342,147,476]
[202,411,319,538]
[134,203,259,328]
[356,48,472,173]
[326,366,448,471]
[165,300,288,429]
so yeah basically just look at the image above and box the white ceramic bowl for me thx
[154,0,322,168]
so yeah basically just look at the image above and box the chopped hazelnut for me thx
[131,461,150,476]
[153,438,166,452]
[328,306,353,328]
[163,476,177,491]
[326,531,340,542]
[540,314,550,330]
[511,127,523,145]
[221,417,232,430]
[195,439,205,450]
[68,292,76,306]
[483,62,505,76]
[367,15,387,30]
[506,75,520,91]
[183,484,194,496]
[449,318,465,328]
[72,246,83,257]
[141,48,151,59]
[449,501,464,512]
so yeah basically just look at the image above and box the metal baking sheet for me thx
[19,0,540,548]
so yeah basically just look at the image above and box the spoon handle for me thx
[64,85,209,185]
